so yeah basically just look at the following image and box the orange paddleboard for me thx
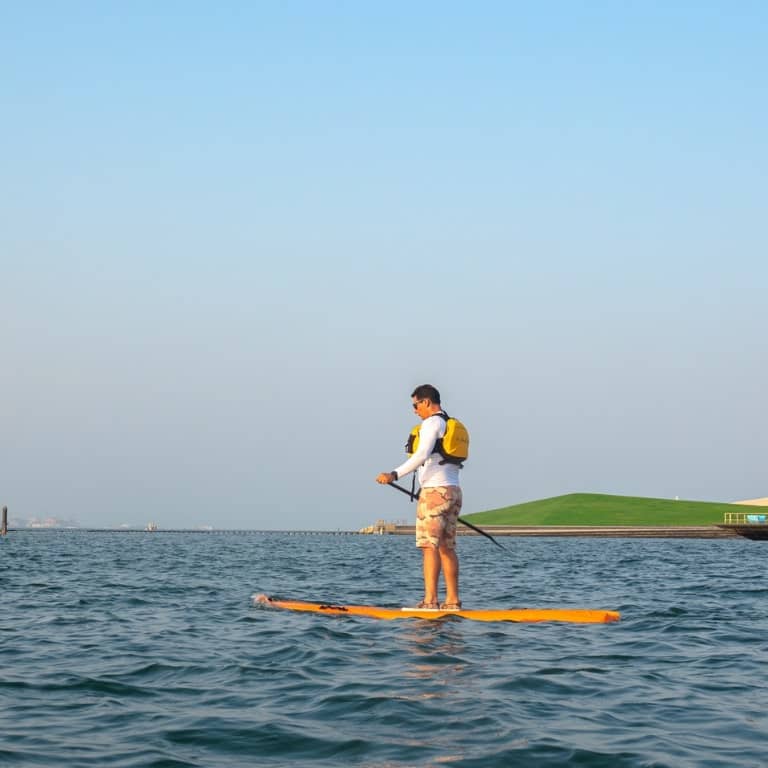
[253,594,620,624]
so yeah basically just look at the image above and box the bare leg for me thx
[422,547,441,604]
[439,544,460,605]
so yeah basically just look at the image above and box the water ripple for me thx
[1,532,766,767]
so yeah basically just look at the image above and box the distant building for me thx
[26,517,80,528]
[733,497,768,507]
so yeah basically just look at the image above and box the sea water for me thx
[0,531,765,767]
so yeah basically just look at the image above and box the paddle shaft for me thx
[387,481,507,550]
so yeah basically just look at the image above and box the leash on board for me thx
[387,481,508,551]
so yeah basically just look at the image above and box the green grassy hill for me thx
[463,493,737,526]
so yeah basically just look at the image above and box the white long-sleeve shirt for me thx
[392,413,461,488]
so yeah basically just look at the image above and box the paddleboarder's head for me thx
[411,384,442,419]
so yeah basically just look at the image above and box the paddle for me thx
[387,481,508,550]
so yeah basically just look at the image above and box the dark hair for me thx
[411,384,441,404]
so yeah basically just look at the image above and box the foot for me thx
[439,600,462,610]
[414,600,439,609]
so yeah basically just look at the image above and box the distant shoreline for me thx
[5,525,764,540]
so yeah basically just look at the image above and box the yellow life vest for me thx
[405,412,469,467]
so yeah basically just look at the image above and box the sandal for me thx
[414,600,439,609]
[439,601,462,610]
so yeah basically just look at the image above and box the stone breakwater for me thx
[387,525,741,539]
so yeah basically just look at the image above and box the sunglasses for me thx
[412,399,426,409]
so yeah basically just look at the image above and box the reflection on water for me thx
[400,620,469,686]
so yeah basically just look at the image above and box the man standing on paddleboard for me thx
[376,385,463,610]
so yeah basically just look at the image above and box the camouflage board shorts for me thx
[415,486,463,549]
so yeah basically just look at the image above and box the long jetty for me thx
[6,527,360,535]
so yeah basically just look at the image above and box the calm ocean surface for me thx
[1,531,766,767]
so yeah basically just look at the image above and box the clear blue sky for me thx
[2,2,766,529]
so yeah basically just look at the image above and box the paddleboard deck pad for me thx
[252,594,620,624]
